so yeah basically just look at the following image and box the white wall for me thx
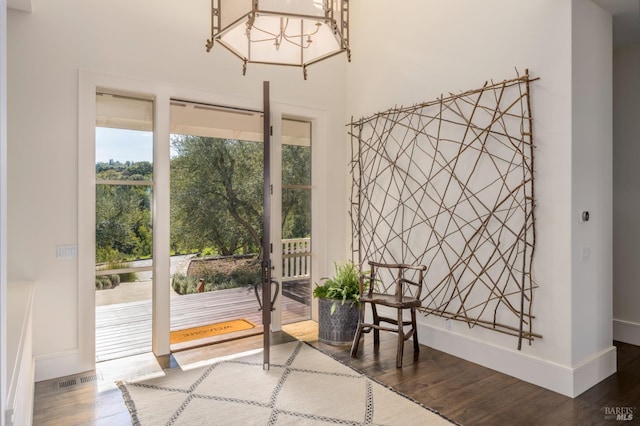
[347,0,614,396]
[613,43,640,345]
[7,0,348,381]
[571,0,613,365]
[570,0,615,394]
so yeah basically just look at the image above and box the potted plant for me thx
[313,261,365,345]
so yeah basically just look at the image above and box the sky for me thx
[95,127,153,163]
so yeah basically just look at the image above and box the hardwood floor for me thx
[33,321,640,425]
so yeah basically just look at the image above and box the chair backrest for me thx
[366,261,426,300]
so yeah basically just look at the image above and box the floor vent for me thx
[56,378,78,390]
[79,374,98,384]
[56,373,100,391]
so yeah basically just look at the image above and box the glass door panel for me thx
[169,100,266,348]
[95,93,154,362]
[281,118,312,324]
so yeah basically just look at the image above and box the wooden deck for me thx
[96,283,310,362]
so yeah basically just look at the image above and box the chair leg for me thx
[372,304,380,346]
[396,308,404,368]
[411,308,419,353]
[350,302,366,358]
[350,323,363,358]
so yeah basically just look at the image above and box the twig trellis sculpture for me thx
[348,70,540,349]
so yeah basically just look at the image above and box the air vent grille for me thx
[56,373,100,391]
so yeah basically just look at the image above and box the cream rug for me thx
[117,341,456,425]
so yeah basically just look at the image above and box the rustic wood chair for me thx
[350,261,427,368]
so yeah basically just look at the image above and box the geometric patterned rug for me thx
[117,341,457,425]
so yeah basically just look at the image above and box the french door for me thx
[93,80,311,362]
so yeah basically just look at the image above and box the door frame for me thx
[78,71,326,369]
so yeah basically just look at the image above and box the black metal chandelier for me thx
[206,0,350,79]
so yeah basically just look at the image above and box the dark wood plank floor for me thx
[33,321,640,425]
[312,331,640,425]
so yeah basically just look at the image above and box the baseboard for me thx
[572,345,617,396]
[417,321,616,398]
[613,318,640,346]
[34,348,94,382]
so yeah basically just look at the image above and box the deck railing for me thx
[282,238,311,282]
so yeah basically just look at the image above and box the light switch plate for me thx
[56,245,77,259]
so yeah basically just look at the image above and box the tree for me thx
[281,144,311,239]
[95,160,153,263]
[95,140,312,263]
[170,135,264,256]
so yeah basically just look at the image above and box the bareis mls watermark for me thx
[604,406,634,421]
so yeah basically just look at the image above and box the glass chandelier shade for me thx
[206,0,350,79]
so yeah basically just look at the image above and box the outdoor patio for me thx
[96,281,310,362]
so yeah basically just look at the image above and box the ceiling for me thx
[592,0,640,47]
[6,0,639,47]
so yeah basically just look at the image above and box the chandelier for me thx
[206,0,351,79]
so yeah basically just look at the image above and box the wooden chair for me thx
[350,261,427,368]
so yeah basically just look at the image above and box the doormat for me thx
[170,319,257,344]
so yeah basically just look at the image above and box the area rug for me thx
[117,341,456,425]
[169,319,256,344]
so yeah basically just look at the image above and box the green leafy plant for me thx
[313,261,366,314]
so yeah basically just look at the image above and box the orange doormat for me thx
[170,319,257,344]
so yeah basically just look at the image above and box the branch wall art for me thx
[349,70,539,348]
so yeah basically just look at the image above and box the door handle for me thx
[254,279,279,311]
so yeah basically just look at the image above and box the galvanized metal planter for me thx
[317,297,359,346]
